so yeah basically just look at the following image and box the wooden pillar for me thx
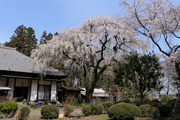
[28,79,32,101]
[37,80,39,100]
[6,78,9,87]
[0,72,2,83]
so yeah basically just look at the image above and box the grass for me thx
[96,114,109,118]
[91,114,109,118]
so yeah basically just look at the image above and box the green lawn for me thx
[95,114,109,118]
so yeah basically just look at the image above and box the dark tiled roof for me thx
[0,46,66,77]
[60,86,84,91]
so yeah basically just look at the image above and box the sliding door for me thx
[38,85,50,100]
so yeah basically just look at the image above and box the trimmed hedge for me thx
[41,105,59,119]
[139,104,152,117]
[82,104,103,116]
[90,104,103,115]
[82,105,91,116]
[63,104,73,117]
[17,107,30,120]
[0,101,18,118]
[139,104,160,118]
[108,102,141,120]
[103,101,113,112]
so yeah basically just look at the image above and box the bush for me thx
[143,97,151,104]
[103,101,113,112]
[139,104,152,117]
[161,95,174,103]
[90,104,103,115]
[151,107,160,118]
[17,107,30,120]
[82,104,103,116]
[41,105,59,119]
[63,104,73,117]
[123,99,131,103]
[151,99,160,107]
[0,101,18,118]
[158,95,175,117]
[158,104,172,117]
[82,105,91,116]
[139,104,160,118]
[108,102,141,120]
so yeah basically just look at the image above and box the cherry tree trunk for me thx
[85,87,94,103]
[140,92,144,105]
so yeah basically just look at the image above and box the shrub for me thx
[143,97,151,104]
[90,104,103,115]
[151,107,160,118]
[103,101,113,112]
[123,99,131,103]
[17,107,30,120]
[108,102,141,120]
[82,105,91,116]
[135,93,141,106]
[158,95,175,117]
[63,104,73,117]
[161,95,174,104]
[82,104,103,116]
[0,101,18,118]
[139,104,160,118]
[41,105,59,119]
[158,104,172,117]
[139,104,152,117]
[151,99,160,107]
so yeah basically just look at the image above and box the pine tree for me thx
[40,31,53,44]
[25,27,38,56]
[4,25,37,56]
[54,32,59,36]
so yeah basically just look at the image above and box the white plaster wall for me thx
[16,79,29,87]
[0,77,6,86]
[8,78,15,99]
[9,78,14,91]
[51,81,57,101]
[30,80,38,101]
[39,80,50,85]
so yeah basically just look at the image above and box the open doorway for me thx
[14,87,28,101]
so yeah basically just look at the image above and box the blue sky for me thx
[0,0,120,44]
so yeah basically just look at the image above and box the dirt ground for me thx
[2,103,157,120]
[3,103,84,120]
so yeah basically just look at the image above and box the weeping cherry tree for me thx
[31,15,148,103]
[119,0,180,83]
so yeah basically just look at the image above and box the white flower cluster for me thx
[31,15,148,72]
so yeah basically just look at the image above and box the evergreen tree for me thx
[114,52,163,104]
[4,25,37,56]
[54,32,59,36]
[40,31,53,44]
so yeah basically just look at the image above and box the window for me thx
[38,85,50,100]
